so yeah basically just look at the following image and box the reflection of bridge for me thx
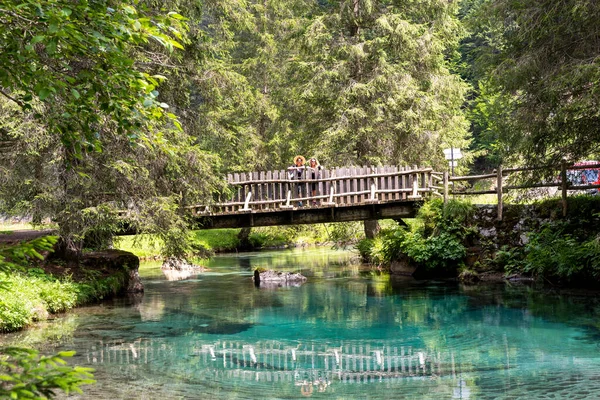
[85,339,457,384]
[189,165,440,229]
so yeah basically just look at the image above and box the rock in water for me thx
[253,269,307,288]
[161,257,207,281]
[161,257,207,271]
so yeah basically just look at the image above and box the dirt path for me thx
[0,229,57,244]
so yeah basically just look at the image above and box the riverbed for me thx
[3,247,600,399]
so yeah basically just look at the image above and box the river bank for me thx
[362,196,600,288]
[0,237,142,333]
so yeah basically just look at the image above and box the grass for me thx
[0,221,36,232]
[0,269,128,333]
[115,229,242,258]
[115,223,371,258]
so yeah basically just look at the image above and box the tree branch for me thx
[0,89,24,107]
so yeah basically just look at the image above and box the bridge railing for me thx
[442,160,600,220]
[190,165,438,215]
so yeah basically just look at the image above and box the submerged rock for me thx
[253,269,307,288]
[161,257,207,271]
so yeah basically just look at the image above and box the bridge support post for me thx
[443,171,449,204]
[561,158,568,217]
[364,220,380,239]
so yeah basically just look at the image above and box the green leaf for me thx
[31,35,45,44]
[61,8,72,17]
[167,12,186,20]
[38,88,51,101]
[142,99,153,107]
[71,88,80,99]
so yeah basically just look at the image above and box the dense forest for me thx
[1,0,599,256]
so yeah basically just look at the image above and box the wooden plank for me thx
[324,169,331,204]
[346,167,352,205]
[259,171,265,210]
[359,166,366,203]
[393,166,400,200]
[266,170,272,209]
[318,167,324,206]
[384,165,390,201]
[443,171,449,203]
[381,166,387,201]
[377,166,384,202]
[385,166,391,201]
[497,165,504,221]
[275,170,282,205]
[351,166,358,204]
[413,165,419,198]
[401,166,407,200]
[336,167,344,205]
[233,173,239,204]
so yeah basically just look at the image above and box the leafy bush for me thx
[356,238,375,262]
[0,347,95,398]
[522,222,600,282]
[327,222,363,248]
[493,245,526,276]
[359,199,474,271]
[356,236,387,265]
[39,280,79,313]
[0,236,58,273]
[399,230,466,269]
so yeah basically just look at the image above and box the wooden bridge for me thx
[189,165,441,229]
[185,160,600,229]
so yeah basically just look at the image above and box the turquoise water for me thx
[4,247,600,399]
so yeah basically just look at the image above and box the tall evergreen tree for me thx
[291,0,470,167]
[465,0,600,165]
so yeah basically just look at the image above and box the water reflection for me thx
[79,337,473,392]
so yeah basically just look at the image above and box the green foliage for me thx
[463,0,600,166]
[0,236,58,273]
[292,0,470,167]
[0,0,187,151]
[361,199,473,270]
[396,229,466,269]
[0,239,96,398]
[492,245,525,276]
[0,347,95,398]
[327,222,363,249]
[356,238,375,263]
[0,274,83,331]
[248,226,299,248]
[522,223,600,283]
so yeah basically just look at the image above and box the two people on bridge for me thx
[288,155,323,207]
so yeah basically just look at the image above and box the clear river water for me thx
[3,247,600,399]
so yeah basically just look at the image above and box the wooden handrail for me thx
[227,167,433,186]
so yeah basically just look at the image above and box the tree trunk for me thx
[363,219,380,239]
[237,227,253,251]
[48,236,82,266]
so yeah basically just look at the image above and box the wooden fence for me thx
[443,160,600,220]
[189,165,438,215]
